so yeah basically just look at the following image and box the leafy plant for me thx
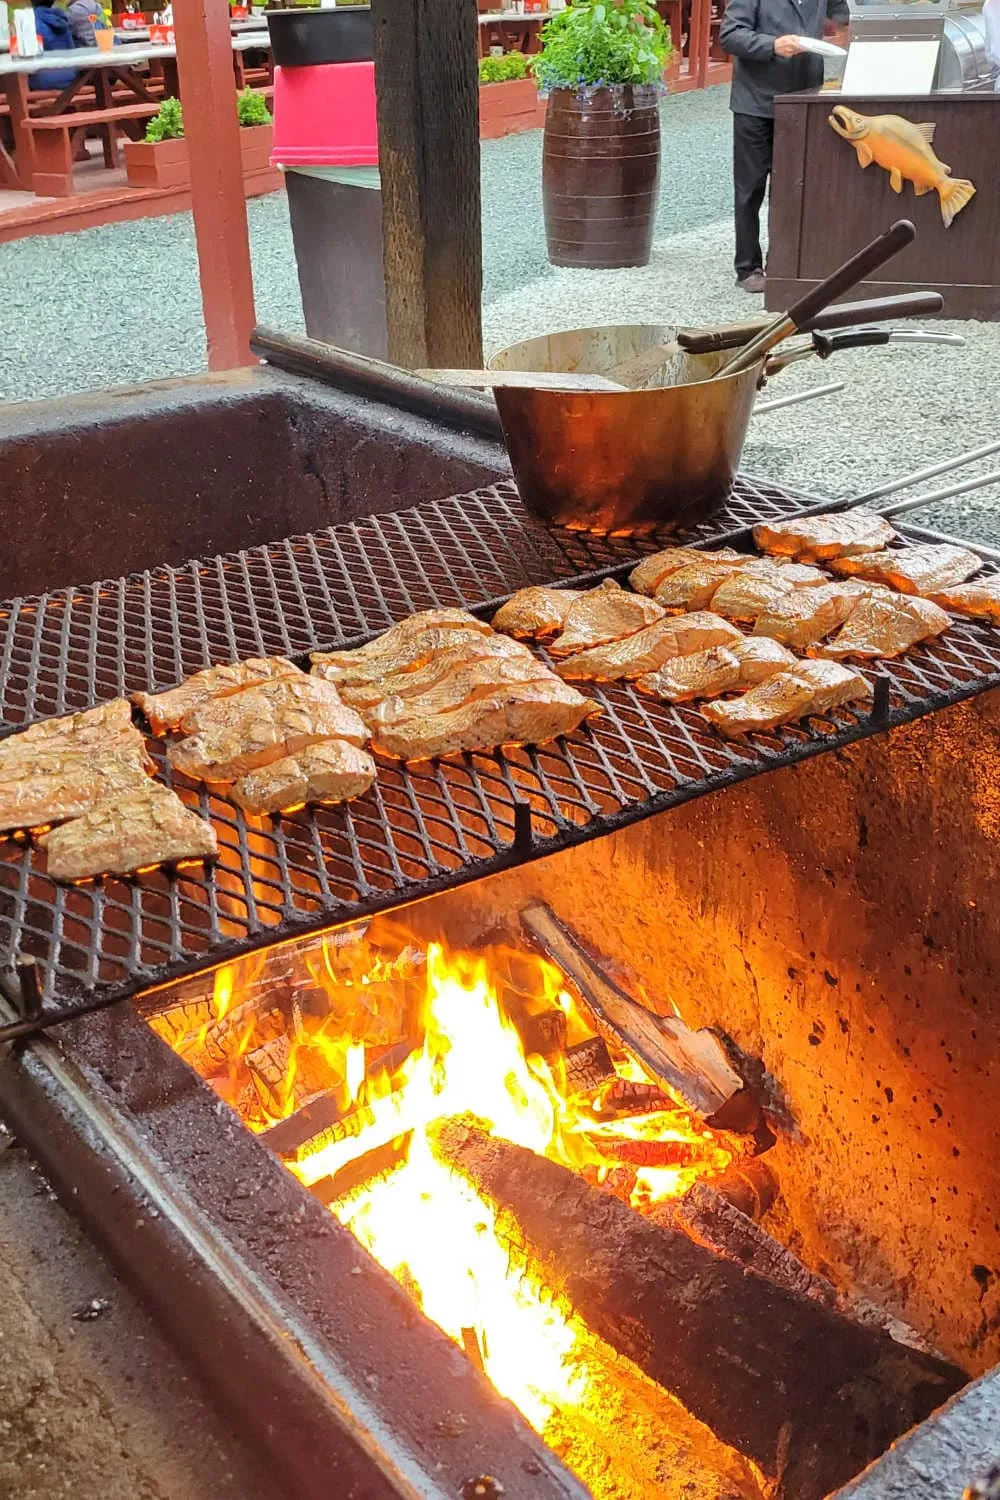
[532,0,671,91]
[236,86,273,126]
[144,96,183,142]
[478,50,530,84]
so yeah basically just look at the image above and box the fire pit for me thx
[1,374,999,1500]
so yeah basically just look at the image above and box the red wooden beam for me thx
[173,0,256,370]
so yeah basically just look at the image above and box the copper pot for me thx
[488,324,761,535]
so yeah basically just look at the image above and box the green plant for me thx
[478,50,530,84]
[532,0,671,91]
[236,87,273,127]
[144,96,184,143]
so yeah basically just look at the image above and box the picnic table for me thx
[476,10,546,57]
[0,33,271,195]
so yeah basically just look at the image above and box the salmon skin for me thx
[753,510,895,562]
[133,658,301,735]
[310,610,492,686]
[931,578,1000,622]
[338,634,534,713]
[368,654,554,730]
[830,543,981,595]
[752,582,872,648]
[371,679,600,762]
[232,741,377,815]
[39,781,218,882]
[636,637,796,703]
[829,107,976,229]
[630,547,744,598]
[549,580,665,656]
[820,593,950,659]
[0,749,153,834]
[555,613,743,682]
[492,587,585,640]
[702,660,872,739]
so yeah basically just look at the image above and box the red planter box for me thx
[479,77,545,140]
[124,124,277,190]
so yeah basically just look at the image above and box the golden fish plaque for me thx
[829,106,976,228]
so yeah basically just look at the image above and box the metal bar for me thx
[848,439,1000,509]
[878,467,1000,520]
[754,381,846,415]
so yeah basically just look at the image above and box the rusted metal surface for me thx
[174,0,256,370]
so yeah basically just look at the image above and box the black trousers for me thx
[733,112,774,278]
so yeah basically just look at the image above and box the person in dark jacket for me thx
[31,2,80,92]
[66,0,99,48]
[720,0,849,292]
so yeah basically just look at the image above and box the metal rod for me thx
[848,439,1000,508]
[753,381,845,415]
[878,467,1000,519]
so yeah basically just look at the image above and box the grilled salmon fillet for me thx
[654,559,756,611]
[555,613,743,682]
[829,543,981,595]
[170,677,368,782]
[930,578,1000,621]
[134,658,301,735]
[702,660,872,738]
[629,547,743,597]
[752,582,871,648]
[549,580,665,656]
[753,510,896,561]
[232,741,377,815]
[492,587,585,639]
[0,749,153,834]
[820,593,950,659]
[310,611,492,686]
[710,561,827,620]
[368,654,555,730]
[338,634,535,712]
[636,637,797,703]
[39,781,218,881]
[0,699,152,772]
[372,679,599,761]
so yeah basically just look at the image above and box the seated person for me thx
[66,0,99,48]
[30,2,80,91]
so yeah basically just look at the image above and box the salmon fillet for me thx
[338,634,535,712]
[930,578,1000,621]
[231,741,377,815]
[752,582,871,648]
[39,781,218,881]
[0,699,152,773]
[702,660,872,738]
[372,680,600,761]
[710,562,827,620]
[654,559,757,611]
[555,613,743,682]
[829,544,981,595]
[368,654,555,730]
[0,749,153,834]
[549,580,665,656]
[820,593,950,659]
[492,587,585,639]
[310,611,491,686]
[134,658,301,735]
[753,510,896,561]
[636,637,796,703]
[169,678,368,782]
[629,547,743,598]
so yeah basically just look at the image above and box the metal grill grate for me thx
[2,476,999,1014]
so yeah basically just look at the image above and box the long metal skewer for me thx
[753,381,845,415]
[878,467,1000,518]
[848,439,1000,508]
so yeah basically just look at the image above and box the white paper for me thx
[841,38,940,96]
[794,35,846,58]
[14,8,41,56]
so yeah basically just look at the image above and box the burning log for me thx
[245,1034,329,1118]
[564,1036,615,1095]
[589,1134,718,1168]
[260,1039,416,1161]
[432,1117,965,1500]
[593,1076,676,1117]
[520,903,758,1132]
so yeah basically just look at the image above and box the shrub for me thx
[532,0,671,91]
[144,96,184,143]
[236,87,273,127]
[479,50,530,84]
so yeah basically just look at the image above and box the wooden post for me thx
[173,0,256,371]
[371,0,483,370]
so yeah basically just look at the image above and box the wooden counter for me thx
[766,91,1000,321]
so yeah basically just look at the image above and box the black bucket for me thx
[266,5,373,67]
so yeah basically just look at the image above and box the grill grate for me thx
[2,476,999,1015]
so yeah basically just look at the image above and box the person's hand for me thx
[773,33,806,56]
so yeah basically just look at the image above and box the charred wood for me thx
[308,1132,411,1205]
[432,1117,965,1500]
[564,1036,615,1095]
[260,1041,415,1160]
[589,1135,718,1168]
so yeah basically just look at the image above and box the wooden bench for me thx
[25,100,161,195]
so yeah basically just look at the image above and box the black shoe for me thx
[736,269,766,294]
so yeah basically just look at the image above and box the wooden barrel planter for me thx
[542,84,661,269]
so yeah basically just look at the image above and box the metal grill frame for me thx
[3,474,999,1022]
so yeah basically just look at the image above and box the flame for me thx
[151,930,734,1443]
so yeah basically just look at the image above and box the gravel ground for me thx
[0,83,996,537]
